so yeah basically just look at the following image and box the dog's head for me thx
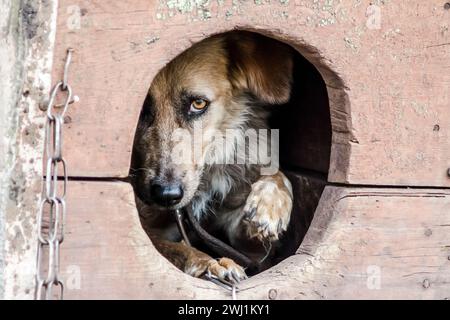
[132,31,293,210]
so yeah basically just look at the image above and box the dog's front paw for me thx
[243,173,293,242]
[186,257,247,283]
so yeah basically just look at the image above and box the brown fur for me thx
[131,31,294,281]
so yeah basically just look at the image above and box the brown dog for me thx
[131,31,294,282]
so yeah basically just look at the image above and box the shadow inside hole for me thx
[268,49,331,266]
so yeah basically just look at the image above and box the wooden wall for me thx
[61,184,450,299]
[50,0,450,299]
[53,0,450,186]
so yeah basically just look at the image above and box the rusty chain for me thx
[35,48,75,300]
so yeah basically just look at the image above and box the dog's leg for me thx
[243,171,293,242]
[151,237,247,282]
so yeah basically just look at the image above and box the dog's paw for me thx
[243,173,293,242]
[186,257,247,283]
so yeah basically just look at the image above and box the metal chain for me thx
[203,273,239,300]
[35,48,74,300]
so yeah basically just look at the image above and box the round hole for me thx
[131,30,343,279]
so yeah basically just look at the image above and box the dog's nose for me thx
[150,182,184,206]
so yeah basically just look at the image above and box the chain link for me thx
[35,48,74,300]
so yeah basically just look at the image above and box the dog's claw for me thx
[187,257,246,284]
[208,258,246,284]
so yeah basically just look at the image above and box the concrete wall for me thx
[0,0,57,299]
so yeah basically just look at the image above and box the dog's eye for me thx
[190,98,209,113]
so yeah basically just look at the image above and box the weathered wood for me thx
[62,181,450,299]
[61,181,227,299]
[52,0,450,187]
[241,187,450,299]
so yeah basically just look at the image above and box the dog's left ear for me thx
[226,32,294,105]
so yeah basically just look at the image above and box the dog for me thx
[131,31,294,283]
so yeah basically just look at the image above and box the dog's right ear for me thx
[225,31,294,105]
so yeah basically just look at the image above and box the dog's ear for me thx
[226,32,294,104]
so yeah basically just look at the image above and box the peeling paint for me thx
[304,0,348,27]
[344,36,358,52]
[411,101,429,117]
[157,0,213,21]
[155,0,297,22]
[146,36,160,45]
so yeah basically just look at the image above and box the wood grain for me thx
[61,181,450,299]
[52,0,450,187]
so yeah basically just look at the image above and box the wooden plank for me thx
[61,181,450,299]
[52,1,450,186]
[239,186,450,299]
[61,181,228,299]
